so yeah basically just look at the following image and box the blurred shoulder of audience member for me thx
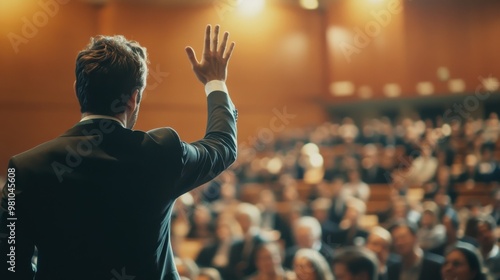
[197,268,222,280]
[175,257,200,280]
[332,246,379,280]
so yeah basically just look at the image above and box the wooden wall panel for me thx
[0,1,327,174]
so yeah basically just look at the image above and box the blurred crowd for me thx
[171,112,500,280]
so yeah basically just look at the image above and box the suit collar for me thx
[61,118,127,137]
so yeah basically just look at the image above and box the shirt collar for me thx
[80,115,125,128]
[487,244,499,259]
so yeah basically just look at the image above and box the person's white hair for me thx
[369,226,392,245]
[348,197,366,216]
[236,202,261,227]
[295,216,322,241]
[294,248,334,280]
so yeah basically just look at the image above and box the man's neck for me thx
[81,113,126,127]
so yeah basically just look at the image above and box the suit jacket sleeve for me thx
[170,90,237,197]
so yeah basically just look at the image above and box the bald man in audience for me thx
[365,226,400,280]
[283,216,334,270]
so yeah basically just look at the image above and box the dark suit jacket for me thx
[0,91,237,280]
[387,252,444,280]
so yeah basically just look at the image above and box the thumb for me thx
[185,46,199,66]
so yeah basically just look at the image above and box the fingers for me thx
[223,41,236,61]
[212,25,220,52]
[219,31,229,56]
[203,24,211,55]
[185,46,199,66]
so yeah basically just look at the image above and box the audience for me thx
[195,214,239,279]
[389,221,444,280]
[365,226,399,280]
[329,197,369,248]
[332,246,379,280]
[198,268,222,280]
[293,248,335,280]
[283,216,334,270]
[441,242,493,280]
[246,242,293,280]
[417,201,446,251]
[88,114,499,280]
[227,203,268,279]
[476,215,500,280]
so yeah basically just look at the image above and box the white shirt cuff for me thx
[205,80,228,96]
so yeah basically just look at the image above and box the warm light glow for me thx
[299,0,319,10]
[238,0,265,16]
[309,153,324,168]
[301,143,320,155]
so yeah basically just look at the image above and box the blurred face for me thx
[366,234,390,266]
[294,256,318,280]
[236,213,252,234]
[216,222,231,241]
[421,212,436,228]
[312,209,328,222]
[344,205,359,224]
[221,183,236,200]
[295,226,314,248]
[477,223,495,249]
[333,263,354,280]
[441,250,476,280]
[391,226,416,257]
[256,246,280,273]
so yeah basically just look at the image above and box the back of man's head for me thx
[332,247,379,280]
[75,35,148,115]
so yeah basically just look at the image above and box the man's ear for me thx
[127,89,140,112]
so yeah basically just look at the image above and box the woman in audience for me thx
[342,169,370,202]
[293,248,334,280]
[195,212,240,279]
[246,242,293,280]
[187,204,215,240]
[441,242,492,280]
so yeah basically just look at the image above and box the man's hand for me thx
[186,24,235,85]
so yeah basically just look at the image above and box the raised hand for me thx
[185,24,235,85]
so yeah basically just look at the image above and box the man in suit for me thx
[332,246,379,280]
[284,216,334,270]
[365,226,400,280]
[0,25,237,280]
[227,203,267,279]
[328,197,369,248]
[476,215,500,280]
[388,221,444,280]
